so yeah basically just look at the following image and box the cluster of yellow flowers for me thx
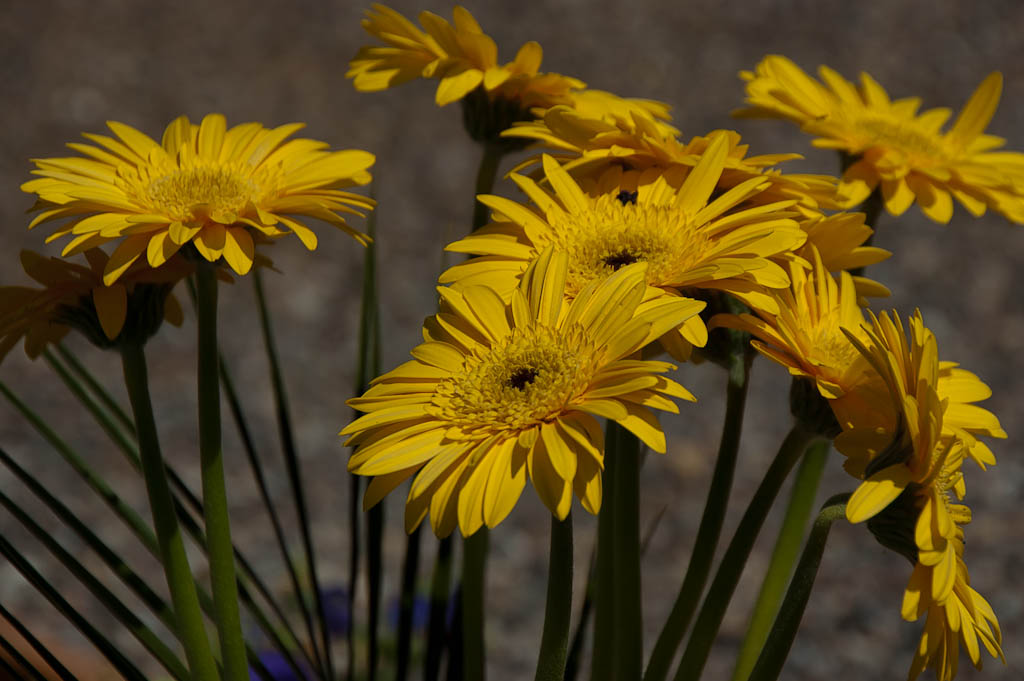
[2,4,1019,680]
[339,7,1021,680]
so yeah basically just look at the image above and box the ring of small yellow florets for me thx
[430,324,597,437]
[547,196,709,298]
[121,159,273,224]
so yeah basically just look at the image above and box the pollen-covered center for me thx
[432,324,596,436]
[143,164,260,222]
[807,322,862,374]
[548,195,710,298]
[854,115,953,166]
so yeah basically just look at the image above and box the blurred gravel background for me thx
[0,1,1023,679]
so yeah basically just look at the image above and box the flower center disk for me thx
[431,325,596,436]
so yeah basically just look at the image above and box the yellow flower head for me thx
[22,114,375,283]
[737,55,1024,224]
[441,134,806,358]
[0,250,188,361]
[833,310,1005,679]
[347,4,583,109]
[505,106,839,219]
[342,248,701,537]
[709,248,870,400]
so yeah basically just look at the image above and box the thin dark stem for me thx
[0,601,80,681]
[645,351,752,681]
[471,144,503,232]
[395,524,423,681]
[590,419,619,681]
[534,513,574,681]
[253,267,334,680]
[367,503,385,681]
[424,536,454,681]
[673,425,819,681]
[747,495,849,681]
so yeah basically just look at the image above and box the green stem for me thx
[424,536,454,681]
[748,495,849,681]
[471,143,503,232]
[645,352,751,681]
[732,441,829,681]
[0,600,80,681]
[120,342,219,681]
[462,528,489,680]
[195,263,246,681]
[611,423,643,680]
[534,513,574,681]
[395,525,423,681]
[672,424,819,681]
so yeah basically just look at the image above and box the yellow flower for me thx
[347,4,583,109]
[709,248,870,399]
[342,248,701,537]
[22,114,375,283]
[832,310,1005,679]
[505,107,839,219]
[0,250,188,361]
[737,55,1024,224]
[797,211,891,297]
[441,134,806,357]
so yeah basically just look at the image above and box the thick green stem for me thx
[673,424,819,681]
[645,352,751,681]
[748,495,849,681]
[612,423,643,680]
[462,529,489,680]
[534,513,574,681]
[195,263,247,681]
[471,143,503,232]
[731,440,830,681]
[120,342,219,681]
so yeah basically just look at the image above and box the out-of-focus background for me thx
[0,1,1022,679]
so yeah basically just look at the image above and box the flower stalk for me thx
[534,513,574,681]
[747,495,850,681]
[120,340,219,681]
[195,261,247,681]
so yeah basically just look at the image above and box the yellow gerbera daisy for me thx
[736,55,1024,224]
[440,134,806,357]
[832,311,1005,679]
[708,248,869,400]
[342,248,702,537]
[0,250,188,361]
[347,4,583,109]
[22,114,375,284]
[504,106,839,219]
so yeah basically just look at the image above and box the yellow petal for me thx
[92,283,127,340]
[846,463,912,523]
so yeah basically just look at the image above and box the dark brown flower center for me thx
[603,250,640,270]
[507,367,539,390]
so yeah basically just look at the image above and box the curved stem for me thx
[534,513,574,681]
[120,342,219,681]
[672,424,819,681]
[747,495,849,681]
[645,351,751,681]
[732,441,829,681]
[195,263,247,681]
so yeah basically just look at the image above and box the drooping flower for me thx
[440,134,806,357]
[347,5,582,109]
[831,310,1005,680]
[342,248,702,537]
[736,55,1024,224]
[504,107,839,219]
[709,248,870,400]
[22,114,375,283]
[0,250,189,361]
